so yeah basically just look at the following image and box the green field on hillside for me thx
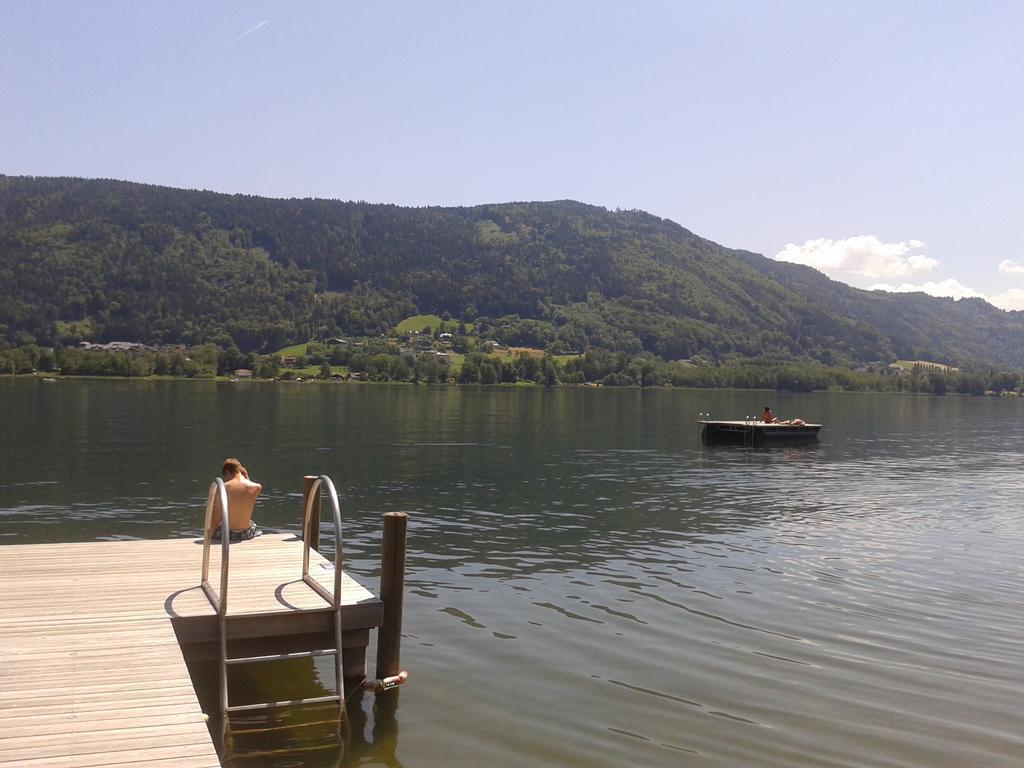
[274,342,312,358]
[395,315,474,334]
[395,315,444,333]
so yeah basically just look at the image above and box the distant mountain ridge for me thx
[1,175,1022,367]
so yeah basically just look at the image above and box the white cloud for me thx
[868,279,986,301]
[867,278,1024,312]
[998,259,1024,275]
[774,235,937,281]
[776,234,1024,312]
[988,289,1024,311]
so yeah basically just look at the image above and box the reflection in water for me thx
[183,647,404,767]
[221,693,404,768]
[4,380,1024,766]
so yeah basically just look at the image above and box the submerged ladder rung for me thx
[226,693,342,713]
[221,718,341,735]
[226,648,338,665]
[212,743,339,760]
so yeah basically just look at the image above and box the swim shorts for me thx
[212,520,262,542]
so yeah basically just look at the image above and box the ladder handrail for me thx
[301,474,344,607]
[300,474,345,719]
[200,478,231,726]
[199,475,232,729]
[200,478,231,617]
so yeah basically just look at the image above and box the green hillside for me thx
[2,175,1023,368]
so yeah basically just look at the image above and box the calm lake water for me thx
[2,378,1023,767]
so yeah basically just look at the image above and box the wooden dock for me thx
[0,534,383,767]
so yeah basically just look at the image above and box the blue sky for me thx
[3,1,1023,308]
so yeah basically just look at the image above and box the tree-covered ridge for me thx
[2,175,1023,367]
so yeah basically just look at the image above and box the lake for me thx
[1,378,1022,767]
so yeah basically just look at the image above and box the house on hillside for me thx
[78,341,151,353]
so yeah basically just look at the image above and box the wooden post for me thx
[302,475,321,549]
[375,512,407,679]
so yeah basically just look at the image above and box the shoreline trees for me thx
[3,342,1019,397]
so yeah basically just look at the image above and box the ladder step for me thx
[213,743,338,761]
[226,694,342,713]
[226,649,338,665]
[222,718,339,735]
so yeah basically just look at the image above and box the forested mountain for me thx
[2,175,1023,368]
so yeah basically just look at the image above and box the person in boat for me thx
[210,457,263,542]
[762,407,805,426]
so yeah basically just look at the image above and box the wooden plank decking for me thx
[0,535,382,767]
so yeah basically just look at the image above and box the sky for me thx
[3,1,1023,308]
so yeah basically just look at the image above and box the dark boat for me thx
[699,419,822,446]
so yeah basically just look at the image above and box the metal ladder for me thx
[200,474,348,721]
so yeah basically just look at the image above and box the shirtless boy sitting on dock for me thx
[211,458,263,542]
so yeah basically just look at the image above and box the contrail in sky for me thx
[225,19,268,47]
